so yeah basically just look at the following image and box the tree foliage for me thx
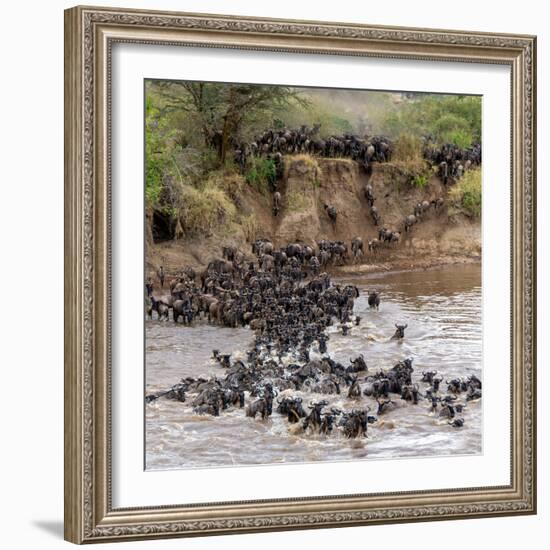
[150,80,306,163]
[381,94,481,146]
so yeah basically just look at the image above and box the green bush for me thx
[411,174,428,188]
[449,168,482,217]
[448,129,473,149]
[145,95,168,207]
[381,95,481,146]
[245,157,276,194]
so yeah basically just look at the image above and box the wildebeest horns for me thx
[308,400,329,408]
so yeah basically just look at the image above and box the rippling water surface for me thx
[145,264,482,470]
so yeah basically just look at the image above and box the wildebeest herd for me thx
[239,127,480,254]
[146,238,482,441]
[234,125,481,190]
[424,138,482,186]
[234,125,394,176]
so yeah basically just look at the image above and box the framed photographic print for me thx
[64,5,537,544]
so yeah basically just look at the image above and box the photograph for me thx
[62,4,537,543]
[143,80,483,470]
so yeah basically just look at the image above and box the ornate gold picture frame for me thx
[64,5,536,544]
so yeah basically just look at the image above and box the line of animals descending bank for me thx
[145,241,482,441]
[262,143,478,259]
[357,180,446,257]
[234,127,480,204]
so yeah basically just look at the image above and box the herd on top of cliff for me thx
[234,126,481,174]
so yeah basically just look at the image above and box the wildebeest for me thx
[404,214,417,232]
[428,395,440,413]
[246,383,276,419]
[400,384,420,404]
[421,370,438,384]
[303,400,328,433]
[272,191,281,216]
[368,239,381,254]
[370,205,381,226]
[388,231,400,246]
[145,382,187,404]
[324,204,338,225]
[348,354,367,373]
[347,376,362,399]
[439,402,456,419]
[320,408,341,435]
[466,387,482,401]
[449,418,465,428]
[378,227,391,242]
[194,401,221,416]
[364,184,375,206]
[148,296,169,320]
[368,291,380,310]
[376,398,396,416]
[431,376,443,393]
[277,396,306,423]
[391,323,408,340]
[351,236,364,262]
[341,408,370,438]
[431,197,445,210]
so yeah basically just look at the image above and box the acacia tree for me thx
[151,80,306,164]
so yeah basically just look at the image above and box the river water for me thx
[145,263,482,470]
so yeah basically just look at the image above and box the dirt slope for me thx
[147,156,481,276]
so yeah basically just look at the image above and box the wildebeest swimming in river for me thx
[303,400,329,433]
[276,396,306,423]
[246,383,277,419]
[391,323,408,339]
[146,229,481,444]
[368,291,380,310]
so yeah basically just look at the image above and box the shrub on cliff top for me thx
[448,168,482,218]
[391,132,428,182]
[393,132,422,163]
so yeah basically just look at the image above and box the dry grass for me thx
[374,134,429,188]
[206,170,244,201]
[393,133,423,163]
[179,183,236,236]
[285,154,323,181]
[239,213,259,242]
[285,189,310,213]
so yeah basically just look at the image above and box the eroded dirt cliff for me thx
[146,156,481,276]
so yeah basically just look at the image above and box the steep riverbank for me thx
[146,156,480,276]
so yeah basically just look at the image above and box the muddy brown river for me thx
[145,263,482,470]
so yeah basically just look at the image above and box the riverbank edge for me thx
[331,254,481,279]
